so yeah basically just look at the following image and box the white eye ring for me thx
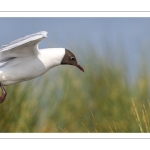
[70,57,75,61]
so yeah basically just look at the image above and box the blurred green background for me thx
[1,18,150,132]
[0,49,150,132]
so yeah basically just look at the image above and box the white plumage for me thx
[0,31,84,103]
[0,31,65,85]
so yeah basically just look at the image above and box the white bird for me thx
[0,31,84,103]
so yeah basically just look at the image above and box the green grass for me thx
[0,49,150,132]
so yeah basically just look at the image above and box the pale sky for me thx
[1,18,150,82]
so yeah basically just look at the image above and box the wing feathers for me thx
[0,31,48,62]
[0,31,47,52]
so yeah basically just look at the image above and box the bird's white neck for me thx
[38,48,65,69]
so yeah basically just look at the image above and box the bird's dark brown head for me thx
[61,49,84,72]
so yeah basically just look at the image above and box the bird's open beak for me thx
[76,64,84,72]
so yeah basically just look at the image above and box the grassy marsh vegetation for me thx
[0,47,150,132]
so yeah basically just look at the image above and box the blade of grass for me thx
[132,99,143,132]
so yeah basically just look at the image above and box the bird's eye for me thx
[70,57,75,61]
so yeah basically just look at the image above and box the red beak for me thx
[76,64,84,72]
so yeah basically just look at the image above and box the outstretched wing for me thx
[0,31,47,62]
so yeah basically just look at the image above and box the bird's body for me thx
[0,31,84,103]
[0,48,65,85]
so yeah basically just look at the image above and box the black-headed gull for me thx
[0,31,84,103]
